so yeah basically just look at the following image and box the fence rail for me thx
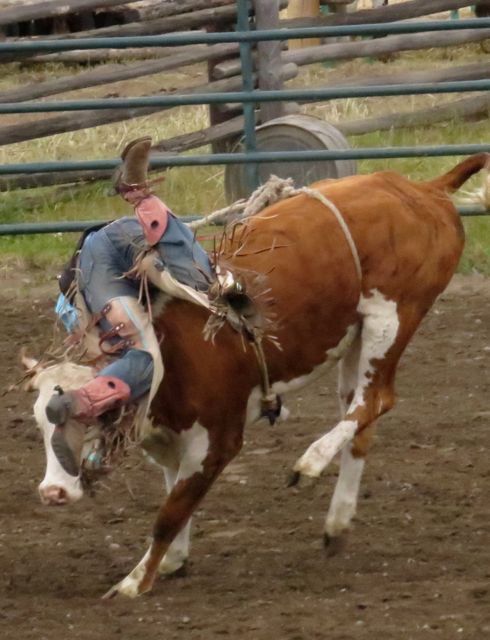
[1,18,489,51]
[1,204,487,237]
[1,79,489,114]
[1,144,489,176]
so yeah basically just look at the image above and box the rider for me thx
[46,136,214,428]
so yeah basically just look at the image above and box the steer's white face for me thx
[35,400,84,505]
[28,361,95,506]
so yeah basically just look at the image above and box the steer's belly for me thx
[245,322,360,426]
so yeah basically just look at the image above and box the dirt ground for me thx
[0,273,489,640]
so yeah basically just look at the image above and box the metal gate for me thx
[0,0,489,235]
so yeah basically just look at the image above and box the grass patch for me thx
[460,217,490,274]
[0,43,488,272]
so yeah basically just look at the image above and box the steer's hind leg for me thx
[291,290,402,483]
[324,332,372,550]
[324,425,376,552]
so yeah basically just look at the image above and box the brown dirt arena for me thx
[0,273,489,640]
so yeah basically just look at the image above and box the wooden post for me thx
[288,0,320,48]
[321,0,357,15]
[0,0,135,28]
[207,19,237,153]
[253,0,285,122]
[475,1,490,17]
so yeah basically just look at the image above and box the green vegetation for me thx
[0,43,488,273]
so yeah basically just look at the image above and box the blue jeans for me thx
[77,216,212,400]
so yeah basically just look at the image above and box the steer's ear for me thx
[20,348,42,391]
[20,347,40,372]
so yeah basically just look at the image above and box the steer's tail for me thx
[427,152,490,195]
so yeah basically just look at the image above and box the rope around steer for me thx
[293,186,362,282]
[188,175,362,282]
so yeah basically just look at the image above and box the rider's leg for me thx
[46,296,159,425]
[113,136,214,305]
[138,210,214,309]
[45,349,153,426]
[140,252,211,310]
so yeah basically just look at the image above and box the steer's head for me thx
[22,354,98,506]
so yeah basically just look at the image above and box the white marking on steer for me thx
[177,422,210,481]
[245,324,360,426]
[32,363,93,504]
[352,289,399,409]
[111,548,151,599]
[293,420,358,478]
[109,534,190,598]
[293,290,399,478]
[325,445,365,538]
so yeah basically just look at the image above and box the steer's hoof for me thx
[286,470,300,487]
[323,532,348,557]
[165,561,188,579]
[286,470,318,489]
[102,580,146,600]
[102,585,120,600]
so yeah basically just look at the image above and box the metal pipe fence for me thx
[0,2,489,235]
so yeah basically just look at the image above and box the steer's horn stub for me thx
[20,346,40,372]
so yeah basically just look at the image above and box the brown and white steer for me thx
[29,154,488,598]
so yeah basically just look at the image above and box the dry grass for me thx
[0,33,488,272]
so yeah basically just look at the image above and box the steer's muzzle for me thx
[39,482,83,506]
[39,484,69,506]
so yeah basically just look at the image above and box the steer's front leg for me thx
[104,428,242,598]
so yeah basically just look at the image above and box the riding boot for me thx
[113,136,152,194]
[46,375,131,426]
[45,376,131,477]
